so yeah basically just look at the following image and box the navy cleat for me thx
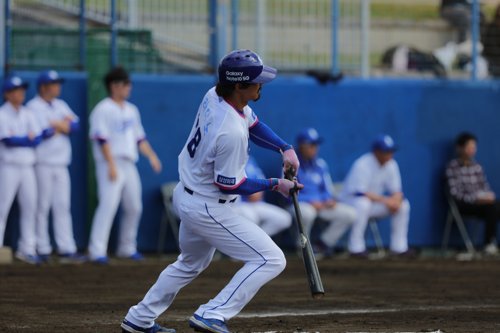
[90,256,109,265]
[121,319,176,333]
[188,314,230,333]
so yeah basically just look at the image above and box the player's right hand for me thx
[273,178,304,198]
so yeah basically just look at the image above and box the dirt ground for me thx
[1,253,499,333]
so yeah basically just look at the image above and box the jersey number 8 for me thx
[187,127,202,158]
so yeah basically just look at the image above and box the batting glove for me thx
[272,178,304,198]
[282,146,300,176]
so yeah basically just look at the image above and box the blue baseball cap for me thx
[2,76,29,93]
[372,134,398,152]
[296,128,324,145]
[37,70,65,86]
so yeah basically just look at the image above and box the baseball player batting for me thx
[121,49,303,333]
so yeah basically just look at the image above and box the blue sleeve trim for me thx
[249,121,291,153]
[2,135,41,147]
[219,177,274,195]
[42,128,55,139]
[69,121,80,133]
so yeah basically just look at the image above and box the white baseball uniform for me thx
[0,102,41,256]
[26,95,79,256]
[339,152,410,253]
[88,97,146,259]
[234,156,292,237]
[125,87,286,327]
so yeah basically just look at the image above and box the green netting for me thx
[9,27,173,74]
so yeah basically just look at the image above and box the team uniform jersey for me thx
[241,156,265,202]
[178,87,258,199]
[296,157,334,203]
[89,97,146,162]
[26,96,78,166]
[0,102,41,165]
[340,152,402,200]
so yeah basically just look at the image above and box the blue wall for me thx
[129,75,500,252]
[4,73,500,253]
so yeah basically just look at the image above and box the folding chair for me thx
[368,218,386,257]
[157,181,180,254]
[441,191,476,255]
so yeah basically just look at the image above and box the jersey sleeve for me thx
[60,100,79,122]
[244,106,259,128]
[213,132,247,190]
[386,161,402,194]
[133,106,146,141]
[0,114,8,140]
[89,107,109,141]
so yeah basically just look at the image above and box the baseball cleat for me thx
[15,252,41,265]
[121,319,176,333]
[58,253,88,264]
[90,256,109,265]
[188,314,230,333]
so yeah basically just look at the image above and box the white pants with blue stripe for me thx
[125,182,286,327]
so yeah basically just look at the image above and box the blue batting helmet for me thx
[218,49,277,84]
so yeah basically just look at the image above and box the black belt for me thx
[184,187,237,204]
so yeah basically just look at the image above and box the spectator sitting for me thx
[293,128,356,258]
[445,132,499,255]
[440,0,484,43]
[482,4,500,77]
[233,155,292,238]
[339,134,411,257]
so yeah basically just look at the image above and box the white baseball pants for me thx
[346,197,410,253]
[88,159,142,259]
[35,164,77,255]
[125,183,286,327]
[296,202,357,248]
[234,201,292,237]
[0,164,37,255]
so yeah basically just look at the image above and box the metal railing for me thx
[4,0,497,79]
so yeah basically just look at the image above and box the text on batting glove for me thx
[282,146,300,176]
[272,178,304,198]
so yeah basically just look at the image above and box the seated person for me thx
[293,128,356,256]
[339,134,411,257]
[445,132,499,254]
[234,156,292,238]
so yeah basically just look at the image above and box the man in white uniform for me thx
[88,66,162,264]
[234,156,293,238]
[121,49,302,333]
[340,134,411,256]
[27,70,84,263]
[0,76,42,264]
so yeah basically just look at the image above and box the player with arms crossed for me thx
[121,49,302,333]
[27,70,84,263]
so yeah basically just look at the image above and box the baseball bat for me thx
[285,170,325,299]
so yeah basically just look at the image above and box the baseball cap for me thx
[372,134,398,152]
[2,76,29,93]
[296,128,323,145]
[37,70,65,86]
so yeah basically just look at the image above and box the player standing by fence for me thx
[88,66,162,264]
[27,70,84,263]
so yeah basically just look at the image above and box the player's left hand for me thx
[149,155,162,173]
[282,147,299,176]
[273,178,304,198]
